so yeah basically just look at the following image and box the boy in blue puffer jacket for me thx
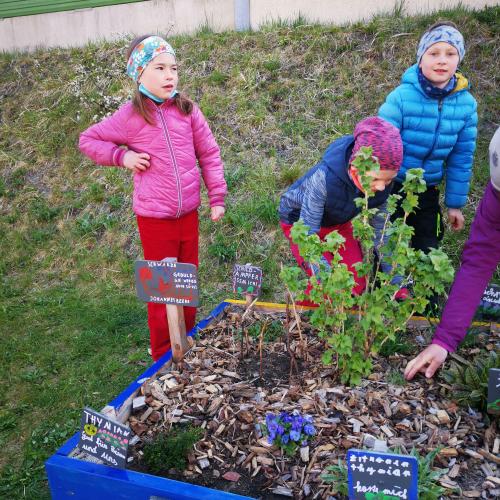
[378,21,477,264]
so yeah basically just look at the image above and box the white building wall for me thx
[0,0,498,52]
[250,0,498,27]
[0,0,235,52]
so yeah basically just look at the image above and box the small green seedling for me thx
[322,458,348,496]
[141,426,203,474]
[246,319,283,342]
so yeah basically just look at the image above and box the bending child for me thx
[405,128,500,380]
[278,117,403,304]
[378,21,477,293]
[79,35,227,361]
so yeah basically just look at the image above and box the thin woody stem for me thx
[370,209,391,294]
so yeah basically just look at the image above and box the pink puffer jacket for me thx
[79,99,227,219]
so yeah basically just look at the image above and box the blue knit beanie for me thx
[417,25,465,63]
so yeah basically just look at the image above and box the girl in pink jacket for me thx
[79,35,227,361]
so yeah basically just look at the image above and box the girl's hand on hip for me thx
[447,208,464,231]
[404,344,448,380]
[123,151,150,173]
[210,206,225,221]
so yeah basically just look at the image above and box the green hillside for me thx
[0,6,498,498]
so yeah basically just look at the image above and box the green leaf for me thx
[321,349,333,365]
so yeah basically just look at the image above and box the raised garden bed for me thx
[46,301,500,499]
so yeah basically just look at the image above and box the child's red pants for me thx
[280,220,366,306]
[136,210,198,361]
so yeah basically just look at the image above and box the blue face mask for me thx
[139,83,178,103]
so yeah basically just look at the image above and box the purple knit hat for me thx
[350,117,403,171]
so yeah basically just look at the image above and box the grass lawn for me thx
[0,5,498,498]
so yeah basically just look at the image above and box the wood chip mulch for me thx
[127,305,500,499]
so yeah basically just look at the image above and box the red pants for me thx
[137,210,199,361]
[280,220,366,306]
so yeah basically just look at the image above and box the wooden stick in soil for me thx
[285,293,294,381]
[259,323,264,381]
[166,303,190,363]
[285,292,291,353]
[239,319,245,360]
[159,257,191,363]
[285,292,300,383]
[283,275,306,358]
[245,324,250,355]
[238,326,250,360]
[245,293,253,308]
[288,291,305,358]
[240,295,258,359]
[241,295,258,320]
[259,320,269,382]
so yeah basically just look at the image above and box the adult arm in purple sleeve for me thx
[405,181,500,380]
[434,182,500,350]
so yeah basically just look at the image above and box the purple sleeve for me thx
[433,182,500,351]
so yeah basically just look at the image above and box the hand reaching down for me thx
[404,343,448,380]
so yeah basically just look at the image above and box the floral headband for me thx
[127,36,176,82]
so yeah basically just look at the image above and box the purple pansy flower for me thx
[266,414,277,426]
[262,411,316,454]
[304,424,315,436]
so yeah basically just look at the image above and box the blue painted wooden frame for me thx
[45,300,254,499]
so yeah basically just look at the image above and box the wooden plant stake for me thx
[166,302,190,363]
[134,257,199,364]
[285,291,291,353]
[241,294,258,358]
[245,292,253,307]
[258,319,269,382]
[239,318,245,360]
[285,291,299,383]
[291,298,305,359]
[232,263,262,359]
[161,257,190,363]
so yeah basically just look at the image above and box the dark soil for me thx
[238,350,303,389]
[132,459,280,499]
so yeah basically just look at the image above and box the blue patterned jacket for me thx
[378,64,477,208]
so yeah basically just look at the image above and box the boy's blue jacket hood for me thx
[378,64,477,208]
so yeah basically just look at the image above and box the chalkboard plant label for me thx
[487,368,500,415]
[135,260,199,307]
[233,264,262,297]
[79,407,131,468]
[479,283,500,318]
[347,449,418,500]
